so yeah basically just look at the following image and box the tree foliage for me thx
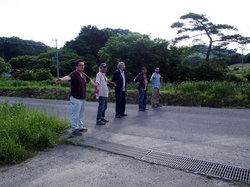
[99,34,165,77]
[9,48,83,77]
[171,12,250,61]
[9,55,36,70]
[34,69,53,81]
[12,70,35,81]
[0,37,49,61]
[4,23,248,82]
[57,48,83,76]
[62,25,133,76]
[0,57,11,74]
[98,33,192,81]
[12,69,53,81]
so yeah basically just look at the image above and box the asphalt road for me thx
[0,96,250,186]
[0,145,238,187]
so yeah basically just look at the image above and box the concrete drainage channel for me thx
[63,135,250,184]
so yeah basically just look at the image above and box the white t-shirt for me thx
[96,72,109,97]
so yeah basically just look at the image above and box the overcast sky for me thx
[1,0,249,51]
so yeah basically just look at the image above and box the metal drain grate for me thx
[67,136,250,184]
[210,164,249,183]
[141,151,214,174]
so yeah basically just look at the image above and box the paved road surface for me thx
[0,145,239,187]
[0,96,250,186]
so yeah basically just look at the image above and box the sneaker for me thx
[96,121,106,125]
[144,108,149,110]
[121,114,128,117]
[102,119,109,123]
[78,127,88,132]
[72,129,82,136]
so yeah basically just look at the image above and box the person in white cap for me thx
[95,63,116,125]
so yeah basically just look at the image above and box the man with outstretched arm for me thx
[55,59,98,136]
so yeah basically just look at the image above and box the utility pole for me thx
[241,48,244,74]
[240,46,245,74]
[53,39,59,78]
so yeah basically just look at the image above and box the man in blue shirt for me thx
[150,67,163,108]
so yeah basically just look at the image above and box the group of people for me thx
[55,60,162,136]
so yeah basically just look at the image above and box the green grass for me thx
[0,78,70,90]
[0,78,249,108]
[205,173,212,179]
[159,81,250,107]
[0,100,69,165]
[161,81,250,95]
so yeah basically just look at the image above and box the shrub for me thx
[225,73,244,82]
[0,58,11,74]
[244,69,250,82]
[191,62,226,81]
[35,69,53,81]
[12,69,54,82]
[12,70,35,81]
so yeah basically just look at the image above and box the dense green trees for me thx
[0,57,11,74]
[63,25,133,76]
[9,48,82,77]
[0,37,49,61]
[12,69,53,81]
[245,53,250,64]
[2,20,249,82]
[64,25,113,75]
[98,33,192,81]
[98,33,158,76]
[9,55,36,70]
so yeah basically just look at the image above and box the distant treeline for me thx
[0,37,49,61]
[1,25,250,82]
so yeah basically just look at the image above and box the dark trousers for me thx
[115,91,126,116]
[139,90,147,110]
[96,97,108,122]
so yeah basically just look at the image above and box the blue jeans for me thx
[115,91,126,116]
[96,97,108,122]
[139,90,147,110]
[70,96,85,131]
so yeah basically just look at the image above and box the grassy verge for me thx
[0,101,69,165]
[159,81,250,107]
[0,78,250,108]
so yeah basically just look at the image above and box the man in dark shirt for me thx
[134,67,149,111]
[55,59,98,136]
[111,62,133,118]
